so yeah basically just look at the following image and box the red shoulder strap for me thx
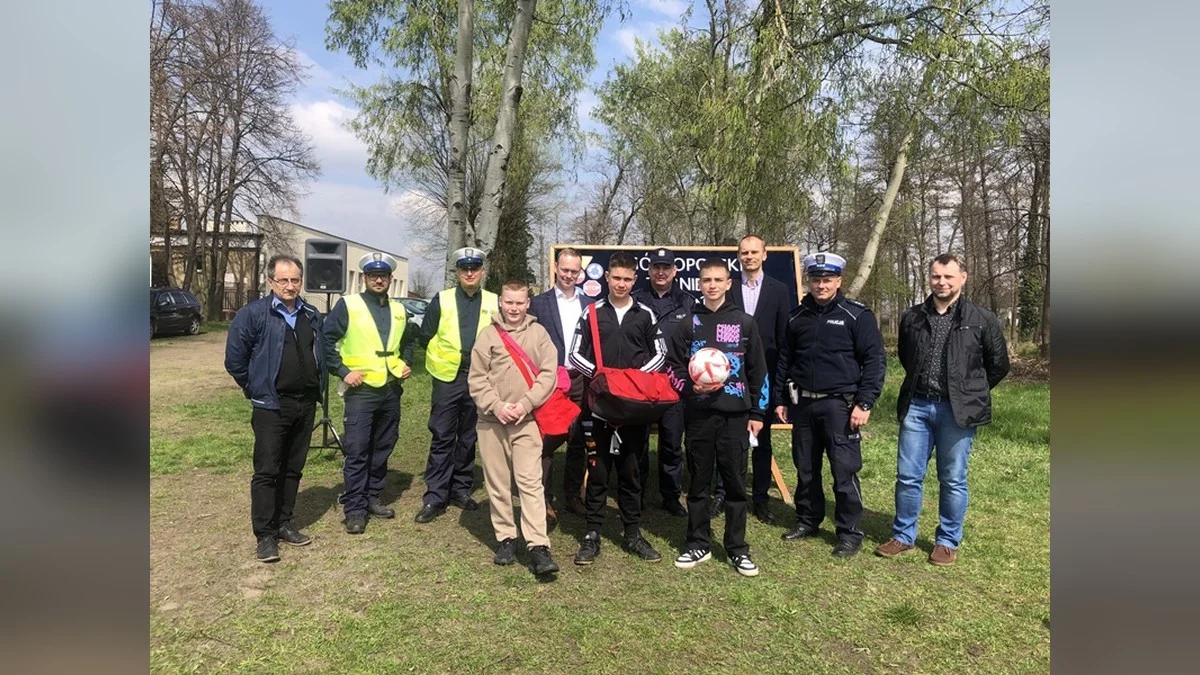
[588,303,604,370]
[495,326,535,387]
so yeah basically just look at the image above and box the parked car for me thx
[398,297,430,328]
[151,287,203,338]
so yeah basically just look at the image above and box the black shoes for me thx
[529,546,560,575]
[344,514,367,534]
[256,536,280,563]
[708,495,726,517]
[832,539,862,558]
[574,531,601,565]
[622,534,663,562]
[781,524,820,541]
[752,502,776,525]
[367,501,395,519]
[450,495,479,511]
[661,498,688,517]
[564,495,587,516]
[494,538,517,565]
[276,524,312,547]
[414,503,446,523]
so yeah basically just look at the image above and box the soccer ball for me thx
[689,347,731,386]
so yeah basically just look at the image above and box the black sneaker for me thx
[752,502,776,525]
[529,546,560,575]
[414,503,446,523]
[661,498,688,517]
[367,501,396,519]
[674,548,712,569]
[256,536,280,563]
[276,524,312,547]
[494,538,517,565]
[344,514,367,534]
[574,531,601,565]
[708,495,726,517]
[832,539,862,558]
[781,524,820,541]
[730,553,760,577]
[622,534,663,562]
[450,495,479,511]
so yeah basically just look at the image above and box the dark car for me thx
[150,287,203,338]
[397,297,430,329]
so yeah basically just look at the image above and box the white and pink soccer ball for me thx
[688,347,730,386]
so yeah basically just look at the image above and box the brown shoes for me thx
[929,545,957,566]
[874,538,916,558]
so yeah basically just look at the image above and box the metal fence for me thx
[221,287,263,318]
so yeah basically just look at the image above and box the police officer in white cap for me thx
[414,247,498,523]
[773,252,886,557]
[323,252,412,534]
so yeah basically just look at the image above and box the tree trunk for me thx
[474,0,537,258]
[979,143,1000,314]
[444,0,474,285]
[847,126,913,297]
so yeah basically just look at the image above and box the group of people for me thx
[225,236,1010,577]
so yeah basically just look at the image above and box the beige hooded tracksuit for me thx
[468,313,558,548]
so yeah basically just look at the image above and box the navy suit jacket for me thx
[529,287,595,367]
[727,273,791,377]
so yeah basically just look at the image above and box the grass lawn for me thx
[150,344,1049,673]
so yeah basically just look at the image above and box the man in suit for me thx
[712,234,791,524]
[528,247,594,525]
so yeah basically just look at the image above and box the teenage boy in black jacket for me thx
[666,258,769,577]
[568,252,668,566]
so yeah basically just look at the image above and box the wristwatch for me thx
[856,402,872,412]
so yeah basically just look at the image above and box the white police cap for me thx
[803,252,846,277]
[452,247,485,268]
[358,252,398,274]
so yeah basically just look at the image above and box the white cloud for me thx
[612,22,674,58]
[290,99,367,175]
[637,0,687,17]
[291,182,442,267]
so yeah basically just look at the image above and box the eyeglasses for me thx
[365,273,390,281]
[271,277,302,287]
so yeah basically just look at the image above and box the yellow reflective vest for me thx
[337,294,408,387]
[425,287,497,382]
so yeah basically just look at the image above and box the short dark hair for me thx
[608,251,637,272]
[699,258,729,276]
[556,247,582,263]
[267,255,303,279]
[929,253,967,274]
[501,278,530,294]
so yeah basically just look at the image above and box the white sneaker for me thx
[674,548,712,569]
[730,554,760,577]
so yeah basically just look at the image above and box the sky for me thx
[257,0,695,274]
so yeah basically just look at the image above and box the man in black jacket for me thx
[668,258,769,577]
[714,234,790,524]
[632,247,696,517]
[568,252,668,566]
[875,254,1010,566]
[225,255,326,563]
[774,252,885,558]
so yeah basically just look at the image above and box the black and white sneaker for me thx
[674,548,712,569]
[730,554,760,577]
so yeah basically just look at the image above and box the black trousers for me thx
[541,370,587,503]
[685,410,750,556]
[790,396,864,543]
[423,373,477,507]
[583,419,648,538]
[639,400,685,501]
[250,396,316,537]
[340,383,401,516]
[713,416,774,504]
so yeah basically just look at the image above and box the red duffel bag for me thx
[583,303,679,426]
[496,327,580,439]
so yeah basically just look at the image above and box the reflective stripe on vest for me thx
[425,287,498,382]
[338,294,408,388]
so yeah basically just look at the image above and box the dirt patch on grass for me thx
[151,331,240,408]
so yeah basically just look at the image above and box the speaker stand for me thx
[311,292,343,457]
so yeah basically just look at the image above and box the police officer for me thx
[632,247,695,517]
[323,252,412,535]
[774,252,885,557]
[415,247,499,523]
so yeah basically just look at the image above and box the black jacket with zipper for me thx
[568,297,667,376]
[666,299,768,422]
[897,295,1010,427]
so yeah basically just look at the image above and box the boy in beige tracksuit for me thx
[468,279,561,575]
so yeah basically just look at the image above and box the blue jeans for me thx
[892,397,977,548]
